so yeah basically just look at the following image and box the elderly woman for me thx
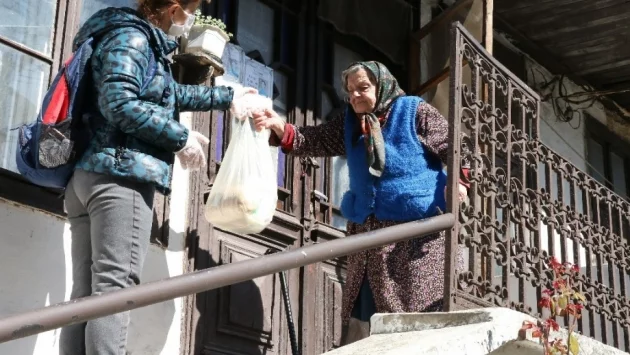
[254,61,468,344]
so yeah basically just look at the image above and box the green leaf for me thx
[558,296,569,310]
[573,292,586,303]
[569,333,580,355]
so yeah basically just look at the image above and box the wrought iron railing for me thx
[444,22,630,352]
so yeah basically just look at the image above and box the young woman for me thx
[59,1,254,353]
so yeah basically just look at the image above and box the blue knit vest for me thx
[340,96,447,224]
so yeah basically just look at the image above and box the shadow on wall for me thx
[189,228,267,355]
[127,226,185,355]
[0,202,67,355]
[0,203,181,355]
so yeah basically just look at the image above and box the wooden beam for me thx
[415,66,451,96]
[601,80,630,92]
[494,15,577,79]
[413,59,469,96]
[483,0,493,54]
[494,14,630,116]
[409,38,421,93]
[412,0,474,41]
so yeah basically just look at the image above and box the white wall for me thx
[495,31,616,172]
[0,113,194,355]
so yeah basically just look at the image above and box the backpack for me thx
[14,35,157,190]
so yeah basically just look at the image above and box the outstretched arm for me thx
[175,84,234,112]
[260,109,346,157]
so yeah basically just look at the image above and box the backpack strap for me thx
[89,28,158,94]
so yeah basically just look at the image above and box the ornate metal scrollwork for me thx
[448,23,630,348]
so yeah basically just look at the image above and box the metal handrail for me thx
[0,213,455,343]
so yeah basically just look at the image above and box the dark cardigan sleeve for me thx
[415,102,471,187]
[269,114,346,157]
[269,101,470,187]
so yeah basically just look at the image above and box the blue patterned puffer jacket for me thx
[72,7,233,194]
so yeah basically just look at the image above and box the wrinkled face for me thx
[346,68,377,114]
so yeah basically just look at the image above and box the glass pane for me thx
[587,138,606,185]
[215,112,225,162]
[331,156,349,230]
[333,44,363,98]
[321,90,348,230]
[317,92,333,194]
[0,43,50,172]
[237,0,275,65]
[79,0,137,25]
[279,14,297,67]
[273,73,289,186]
[270,108,287,187]
[610,152,627,198]
[0,1,57,56]
[273,72,288,112]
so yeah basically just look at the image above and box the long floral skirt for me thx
[341,215,464,326]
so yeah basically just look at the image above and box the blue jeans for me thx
[59,170,155,355]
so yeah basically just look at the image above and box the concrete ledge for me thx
[371,311,492,335]
[488,340,542,355]
[324,308,627,355]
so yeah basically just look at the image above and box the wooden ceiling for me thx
[495,0,630,111]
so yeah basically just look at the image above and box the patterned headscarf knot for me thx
[345,61,405,177]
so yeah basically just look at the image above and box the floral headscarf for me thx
[346,61,405,177]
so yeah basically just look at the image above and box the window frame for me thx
[0,0,78,216]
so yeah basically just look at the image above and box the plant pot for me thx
[184,25,230,60]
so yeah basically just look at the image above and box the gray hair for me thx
[340,63,376,95]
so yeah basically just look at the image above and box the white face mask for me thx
[168,8,195,38]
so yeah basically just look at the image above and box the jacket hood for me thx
[73,7,178,55]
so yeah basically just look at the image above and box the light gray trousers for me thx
[59,170,155,355]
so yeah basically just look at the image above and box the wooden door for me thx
[181,1,410,354]
[182,1,309,354]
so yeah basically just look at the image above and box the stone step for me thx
[323,308,625,355]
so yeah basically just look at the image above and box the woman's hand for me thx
[444,184,468,203]
[176,131,210,171]
[252,108,285,138]
[458,183,468,202]
[233,86,258,99]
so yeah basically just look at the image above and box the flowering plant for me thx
[194,10,233,38]
[520,257,586,355]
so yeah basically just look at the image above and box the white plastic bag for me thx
[204,95,278,234]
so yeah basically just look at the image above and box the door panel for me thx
[182,1,394,354]
[316,261,346,353]
[200,229,286,355]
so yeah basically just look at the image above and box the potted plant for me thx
[184,10,233,60]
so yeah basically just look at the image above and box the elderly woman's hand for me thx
[252,108,285,138]
[444,184,468,203]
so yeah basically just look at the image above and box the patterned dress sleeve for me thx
[415,102,471,187]
[269,113,346,157]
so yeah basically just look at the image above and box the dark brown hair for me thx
[137,0,200,24]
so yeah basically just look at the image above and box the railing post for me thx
[443,22,464,312]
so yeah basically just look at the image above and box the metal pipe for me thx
[279,270,299,355]
[0,213,454,343]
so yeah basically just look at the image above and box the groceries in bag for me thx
[204,93,278,234]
